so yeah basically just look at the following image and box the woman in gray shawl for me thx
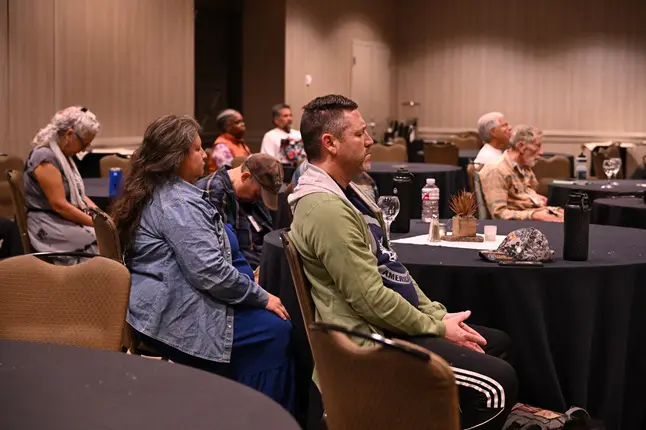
[24,106,100,262]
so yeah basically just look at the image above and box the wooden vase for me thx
[452,215,477,237]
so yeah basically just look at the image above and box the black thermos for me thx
[563,192,591,261]
[390,168,413,234]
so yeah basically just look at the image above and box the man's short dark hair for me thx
[271,103,291,121]
[300,95,358,162]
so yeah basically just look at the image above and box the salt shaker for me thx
[429,215,441,242]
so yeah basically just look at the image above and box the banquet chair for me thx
[281,229,316,349]
[309,322,460,430]
[89,207,122,262]
[532,155,571,196]
[6,170,32,253]
[231,156,247,168]
[466,162,483,193]
[447,131,482,150]
[0,154,24,218]
[0,252,130,351]
[87,207,167,358]
[99,155,131,179]
[424,142,459,166]
[369,144,407,163]
[473,169,490,219]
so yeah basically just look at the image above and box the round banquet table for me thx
[548,179,646,207]
[83,177,111,211]
[367,162,465,219]
[0,340,299,430]
[591,196,646,230]
[282,163,296,183]
[260,220,646,430]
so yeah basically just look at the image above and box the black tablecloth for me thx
[84,177,111,211]
[74,153,111,178]
[282,164,296,183]
[367,162,465,219]
[548,180,646,207]
[261,220,646,430]
[458,150,575,175]
[0,340,299,430]
[591,197,646,230]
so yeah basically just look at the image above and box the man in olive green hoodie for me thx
[288,95,517,429]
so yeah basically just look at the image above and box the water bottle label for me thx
[422,192,430,200]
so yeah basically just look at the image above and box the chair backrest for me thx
[0,154,24,176]
[280,229,316,349]
[0,182,14,219]
[370,144,407,163]
[231,155,247,168]
[466,162,477,192]
[89,207,122,262]
[532,155,571,195]
[309,323,460,430]
[533,155,571,181]
[447,131,482,150]
[473,169,490,220]
[0,253,131,351]
[99,155,131,179]
[6,170,32,253]
[0,155,24,218]
[424,142,459,165]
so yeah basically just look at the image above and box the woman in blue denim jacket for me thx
[111,115,294,412]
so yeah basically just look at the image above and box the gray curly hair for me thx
[509,125,540,149]
[32,106,100,147]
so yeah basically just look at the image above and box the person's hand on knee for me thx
[444,311,486,353]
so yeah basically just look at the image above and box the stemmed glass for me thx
[601,159,614,189]
[610,157,622,186]
[377,195,400,244]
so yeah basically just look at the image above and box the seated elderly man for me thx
[474,112,511,165]
[479,125,563,222]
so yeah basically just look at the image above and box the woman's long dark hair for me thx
[111,114,200,251]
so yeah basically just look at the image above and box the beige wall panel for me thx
[7,0,55,157]
[397,0,646,144]
[0,0,7,153]
[54,0,194,146]
[242,0,286,151]
[285,0,396,127]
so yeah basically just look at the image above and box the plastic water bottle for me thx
[108,167,123,198]
[575,146,588,180]
[421,178,440,223]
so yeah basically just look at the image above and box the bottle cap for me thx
[426,178,436,185]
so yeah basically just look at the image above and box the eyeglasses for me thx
[74,131,91,150]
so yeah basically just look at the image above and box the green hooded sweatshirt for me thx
[287,163,447,344]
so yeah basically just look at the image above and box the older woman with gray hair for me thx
[474,111,511,165]
[24,106,100,260]
[207,109,251,173]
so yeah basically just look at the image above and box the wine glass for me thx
[610,157,622,186]
[601,159,614,189]
[377,195,400,244]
